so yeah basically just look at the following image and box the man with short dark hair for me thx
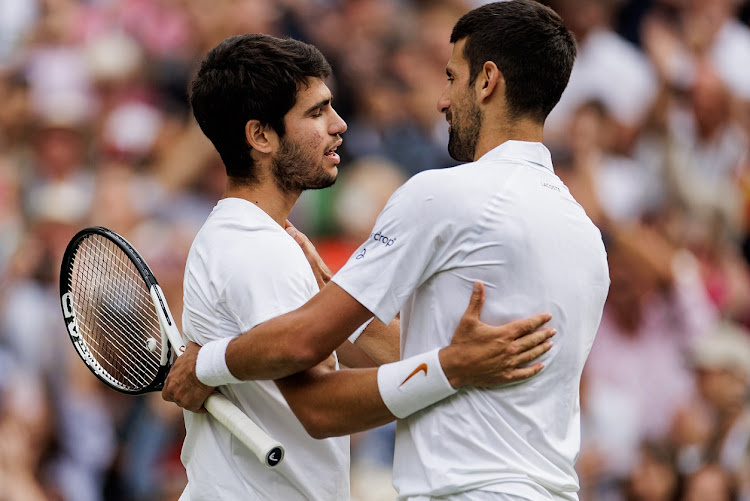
[168,31,556,500]
[166,1,610,499]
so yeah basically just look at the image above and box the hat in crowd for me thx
[689,320,750,375]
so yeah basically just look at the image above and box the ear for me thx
[476,61,502,104]
[245,119,277,154]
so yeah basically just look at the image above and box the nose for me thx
[329,107,347,135]
[438,92,451,113]
[437,87,450,114]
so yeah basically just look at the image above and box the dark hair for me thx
[450,0,576,123]
[189,34,332,180]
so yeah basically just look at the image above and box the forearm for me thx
[277,347,457,439]
[225,283,374,380]
[276,365,394,439]
[336,340,377,368]
[354,317,400,365]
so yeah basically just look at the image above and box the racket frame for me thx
[60,226,172,395]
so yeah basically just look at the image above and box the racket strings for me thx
[66,234,163,391]
[84,242,156,386]
[74,238,160,388]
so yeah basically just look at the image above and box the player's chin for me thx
[309,165,338,189]
[324,167,339,186]
[322,161,339,177]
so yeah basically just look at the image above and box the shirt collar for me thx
[478,140,554,172]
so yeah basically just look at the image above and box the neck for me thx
[473,117,544,161]
[222,177,300,227]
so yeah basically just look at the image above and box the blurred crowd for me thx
[1,0,749,500]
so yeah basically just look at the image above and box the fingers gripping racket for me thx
[59,226,284,468]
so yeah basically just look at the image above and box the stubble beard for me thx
[447,97,481,163]
[271,137,337,193]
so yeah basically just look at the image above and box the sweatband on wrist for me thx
[195,337,243,387]
[377,347,457,419]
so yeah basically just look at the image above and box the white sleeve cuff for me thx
[195,337,243,387]
[377,347,457,419]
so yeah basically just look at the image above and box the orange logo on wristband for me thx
[400,364,428,387]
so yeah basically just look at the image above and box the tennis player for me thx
[166,32,557,500]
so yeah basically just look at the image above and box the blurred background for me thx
[1,0,749,500]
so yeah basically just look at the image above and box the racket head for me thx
[60,226,172,395]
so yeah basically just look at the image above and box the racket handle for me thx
[205,392,285,468]
[150,285,285,468]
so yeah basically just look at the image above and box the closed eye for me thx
[306,98,332,118]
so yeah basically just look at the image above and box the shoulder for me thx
[375,164,491,236]
[189,214,308,283]
[392,165,469,203]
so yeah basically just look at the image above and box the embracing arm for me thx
[334,317,401,369]
[348,317,400,366]
[225,282,373,380]
[163,283,556,414]
[275,358,389,439]
[276,284,553,438]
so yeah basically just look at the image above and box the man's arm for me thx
[274,357,388,439]
[162,282,555,412]
[333,318,400,368]
[226,281,374,379]
[275,286,554,438]
[348,318,400,366]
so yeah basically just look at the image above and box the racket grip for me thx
[204,392,285,468]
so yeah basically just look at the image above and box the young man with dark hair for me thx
[167,31,556,500]
[166,0,610,498]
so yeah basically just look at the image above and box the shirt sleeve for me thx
[332,170,463,324]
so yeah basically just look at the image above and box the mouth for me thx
[324,141,341,164]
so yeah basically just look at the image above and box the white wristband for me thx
[377,348,457,419]
[195,337,243,387]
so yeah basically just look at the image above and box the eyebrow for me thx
[305,97,332,115]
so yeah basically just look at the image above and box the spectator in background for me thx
[642,0,750,103]
[651,63,747,240]
[553,100,663,227]
[581,225,718,489]
[625,440,682,501]
[680,463,736,501]
[672,320,750,499]
[0,367,59,501]
[546,0,659,153]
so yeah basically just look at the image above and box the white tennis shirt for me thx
[179,198,350,500]
[333,141,610,500]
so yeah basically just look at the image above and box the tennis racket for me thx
[59,226,285,468]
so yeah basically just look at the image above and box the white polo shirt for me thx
[333,141,610,500]
[179,198,350,500]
